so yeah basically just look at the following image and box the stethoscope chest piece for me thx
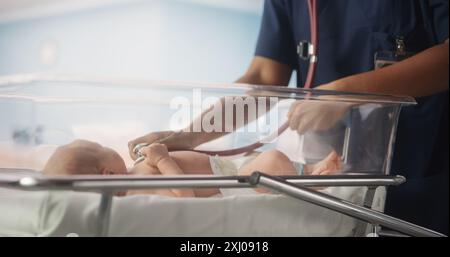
[133,143,150,166]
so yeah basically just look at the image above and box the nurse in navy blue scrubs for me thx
[236,0,448,234]
[126,0,448,234]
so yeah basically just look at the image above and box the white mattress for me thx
[0,186,386,237]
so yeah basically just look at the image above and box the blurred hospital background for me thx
[0,0,264,83]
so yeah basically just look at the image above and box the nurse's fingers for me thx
[128,137,148,160]
[310,113,333,132]
[288,101,324,134]
[297,106,341,134]
[128,131,175,160]
[288,104,307,131]
[295,113,317,135]
[287,100,303,118]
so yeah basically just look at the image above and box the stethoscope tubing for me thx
[134,0,318,164]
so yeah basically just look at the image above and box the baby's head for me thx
[43,140,127,176]
[97,146,129,176]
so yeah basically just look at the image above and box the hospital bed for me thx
[0,74,444,237]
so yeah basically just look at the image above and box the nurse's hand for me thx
[287,99,354,135]
[43,140,127,176]
[128,131,195,160]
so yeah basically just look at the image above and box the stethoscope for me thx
[134,0,319,165]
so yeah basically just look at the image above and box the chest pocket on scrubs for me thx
[368,0,435,70]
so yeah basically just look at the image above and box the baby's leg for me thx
[238,150,297,193]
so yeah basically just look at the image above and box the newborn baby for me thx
[43,140,341,197]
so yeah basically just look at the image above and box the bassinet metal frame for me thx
[0,171,445,237]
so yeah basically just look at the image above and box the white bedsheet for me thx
[0,186,385,237]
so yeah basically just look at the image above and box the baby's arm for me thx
[141,144,195,197]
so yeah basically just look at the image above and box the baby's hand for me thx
[141,143,170,167]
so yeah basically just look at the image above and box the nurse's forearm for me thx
[185,96,276,148]
[186,56,294,147]
[321,42,449,97]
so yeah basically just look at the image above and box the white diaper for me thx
[209,155,250,176]
[209,155,259,196]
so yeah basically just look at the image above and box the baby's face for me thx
[99,147,128,176]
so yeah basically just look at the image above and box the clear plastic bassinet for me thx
[0,75,415,175]
[2,75,446,238]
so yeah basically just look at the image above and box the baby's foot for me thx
[310,151,342,175]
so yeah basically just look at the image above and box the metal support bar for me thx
[249,172,445,237]
[0,174,406,192]
[354,186,378,237]
[96,192,113,237]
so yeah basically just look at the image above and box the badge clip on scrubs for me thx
[134,0,319,165]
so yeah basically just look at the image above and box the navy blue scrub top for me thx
[255,0,449,234]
